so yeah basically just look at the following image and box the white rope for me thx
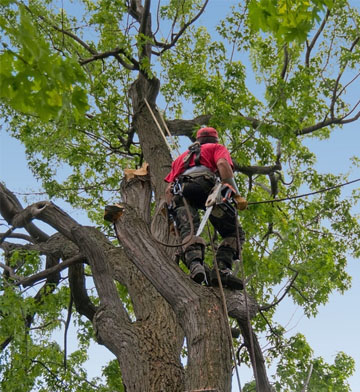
[144,98,177,159]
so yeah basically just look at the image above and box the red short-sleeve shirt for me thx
[164,143,233,183]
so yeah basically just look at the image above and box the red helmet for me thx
[196,127,218,139]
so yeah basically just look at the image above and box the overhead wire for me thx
[247,178,360,206]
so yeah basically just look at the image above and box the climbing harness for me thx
[183,141,201,169]
[150,181,195,249]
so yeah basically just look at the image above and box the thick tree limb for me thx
[234,163,282,176]
[0,232,34,242]
[69,263,97,321]
[140,0,151,36]
[226,290,257,321]
[0,184,49,243]
[31,202,129,320]
[16,254,84,288]
[129,0,144,22]
[166,115,211,138]
[238,318,273,392]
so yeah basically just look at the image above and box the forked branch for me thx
[153,0,210,54]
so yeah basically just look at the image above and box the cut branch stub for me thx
[11,202,50,228]
[226,290,258,322]
[121,162,152,223]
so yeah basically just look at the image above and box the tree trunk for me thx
[115,175,233,391]
[1,172,273,391]
[34,201,185,391]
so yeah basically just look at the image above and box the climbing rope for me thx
[144,98,180,158]
[235,212,259,391]
[207,223,243,392]
[150,197,195,248]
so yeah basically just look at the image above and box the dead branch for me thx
[301,363,314,392]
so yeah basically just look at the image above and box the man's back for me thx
[165,143,233,183]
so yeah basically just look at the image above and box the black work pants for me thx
[173,176,245,269]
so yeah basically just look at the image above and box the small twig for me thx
[291,285,310,303]
[260,272,298,311]
[258,309,281,337]
[0,261,20,280]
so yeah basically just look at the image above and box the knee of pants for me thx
[174,206,199,239]
[216,246,236,269]
[183,235,206,267]
[184,246,204,267]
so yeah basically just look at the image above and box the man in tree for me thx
[165,127,247,287]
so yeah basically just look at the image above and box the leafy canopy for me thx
[0,0,359,390]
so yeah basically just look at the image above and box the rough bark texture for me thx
[36,203,185,391]
[0,0,275,387]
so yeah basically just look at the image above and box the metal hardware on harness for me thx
[172,180,183,196]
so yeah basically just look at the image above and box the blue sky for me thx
[1,111,359,391]
[1,0,360,390]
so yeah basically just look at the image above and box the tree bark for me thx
[31,200,185,391]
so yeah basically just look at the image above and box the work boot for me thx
[210,266,243,290]
[189,260,206,284]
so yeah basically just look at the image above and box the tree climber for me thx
[164,127,247,288]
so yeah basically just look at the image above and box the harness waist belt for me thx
[182,165,213,176]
